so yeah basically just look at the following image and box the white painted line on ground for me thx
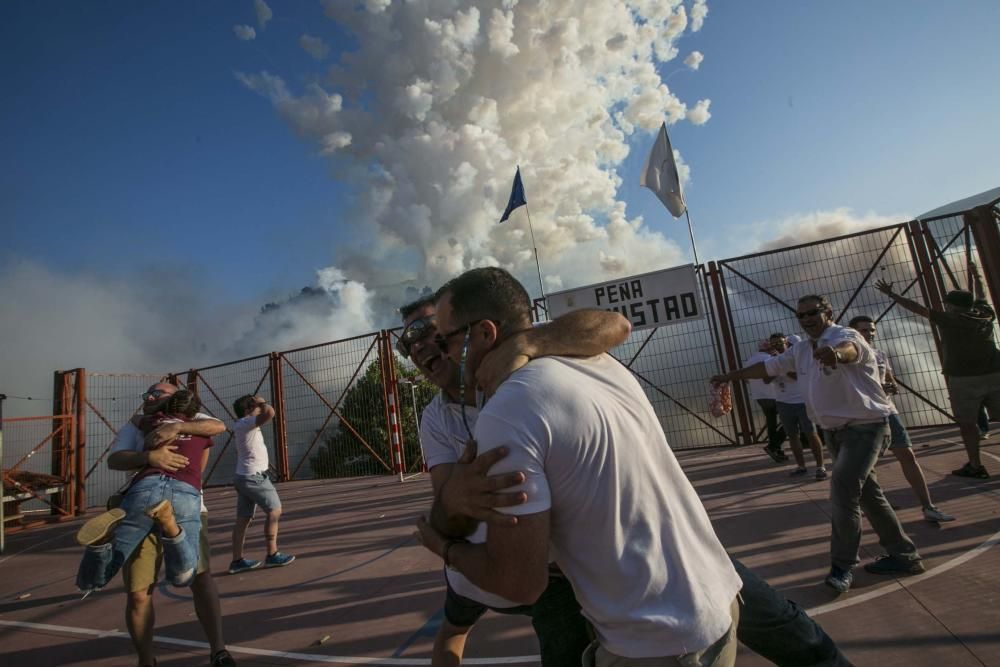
[0,619,540,665]
[807,526,1000,617]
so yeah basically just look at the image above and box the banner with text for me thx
[546,264,704,331]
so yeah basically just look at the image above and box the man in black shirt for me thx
[875,278,998,479]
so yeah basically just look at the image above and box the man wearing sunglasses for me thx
[399,294,631,665]
[414,268,746,667]
[107,382,236,667]
[713,295,922,594]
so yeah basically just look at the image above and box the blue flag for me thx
[499,167,527,223]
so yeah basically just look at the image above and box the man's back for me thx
[476,354,740,658]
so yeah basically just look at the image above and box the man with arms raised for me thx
[107,382,236,667]
[417,267,742,666]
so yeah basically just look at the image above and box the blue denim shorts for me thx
[234,472,282,518]
[887,413,912,449]
[775,401,816,435]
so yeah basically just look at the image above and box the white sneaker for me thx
[923,506,955,523]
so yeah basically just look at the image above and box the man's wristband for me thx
[443,538,467,569]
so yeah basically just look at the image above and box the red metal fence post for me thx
[186,369,199,397]
[906,220,946,364]
[74,369,86,515]
[707,262,753,445]
[377,331,404,480]
[269,352,290,481]
[967,205,1000,306]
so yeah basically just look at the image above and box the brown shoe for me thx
[146,499,175,522]
[76,508,126,546]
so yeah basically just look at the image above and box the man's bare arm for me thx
[144,417,226,449]
[253,397,275,428]
[712,361,771,384]
[108,446,190,473]
[428,463,478,538]
[416,511,550,605]
[477,309,631,395]
[875,279,930,318]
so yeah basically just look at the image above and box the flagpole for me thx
[684,208,701,268]
[523,202,546,301]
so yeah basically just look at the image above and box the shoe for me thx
[789,467,808,477]
[211,649,236,667]
[146,499,174,522]
[814,467,828,480]
[824,566,853,593]
[264,551,296,568]
[227,558,262,575]
[923,506,956,523]
[763,446,784,463]
[76,508,126,546]
[951,463,989,479]
[863,554,925,576]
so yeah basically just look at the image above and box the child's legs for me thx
[77,477,163,590]
[159,481,202,587]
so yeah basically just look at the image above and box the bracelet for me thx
[443,538,467,569]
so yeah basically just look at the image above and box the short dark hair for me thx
[399,296,437,322]
[233,395,258,418]
[849,315,874,328]
[436,267,532,335]
[769,332,786,340]
[798,294,833,312]
[165,390,200,419]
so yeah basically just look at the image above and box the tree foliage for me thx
[310,355,437,478]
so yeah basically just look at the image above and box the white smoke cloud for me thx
[254,0,272,29]
[684,51,704,70]
[690,0,708,32]
[238,0,712,301]
[753,208,910,251]
[686,99,711,125]
[233,24,256,41]
[299,34,330,60]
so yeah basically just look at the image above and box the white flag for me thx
[640,122,687,218]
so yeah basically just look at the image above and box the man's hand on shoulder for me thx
[439,439,528,526]
[144,422,182,450]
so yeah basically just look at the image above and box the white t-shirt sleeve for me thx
[764,347,796,377]
[232,415,257,434]
[419,401,461,470]
[110,422,143,453]
[474,411,552,516]
[826,327,868,364]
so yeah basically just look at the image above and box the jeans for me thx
[757,399,786,450]
[77,475,202,591]
[731,557,852,666]
[827,422,920,570]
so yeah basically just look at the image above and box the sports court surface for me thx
[1,426,998,666]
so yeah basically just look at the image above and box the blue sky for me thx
[2,0,999,403]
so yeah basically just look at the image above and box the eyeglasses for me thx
[796,308,823,320]
[395,316,437,358]
[434,319,486,353]
[141,389,172,401]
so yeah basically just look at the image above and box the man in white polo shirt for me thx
[770,332,827,479]
[743,339,787,462]
[419,267,743,666]
[714,295,922,594]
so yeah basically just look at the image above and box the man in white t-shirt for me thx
[228,395,295,573]
[770,332,828,480]
[714,295,923,594]
[107,382,236,667]
[399,295,630,665]
[417,267,743,666]
[848,315,954,523]
[744,339,787,462]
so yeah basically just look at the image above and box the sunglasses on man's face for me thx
[396,316,437,358]
[141,389,172,401]
[796,308,824,320]
[434,319,487,354]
